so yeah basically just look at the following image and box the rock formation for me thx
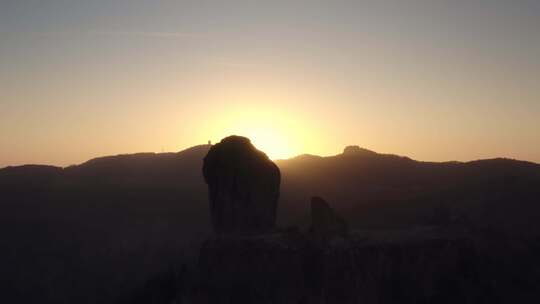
[343,145,377,156]
[202,135,280,234]
[343,145,363,154]
[310,196,349,237]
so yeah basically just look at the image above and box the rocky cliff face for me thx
[195,230,483,304]
[127,228,540,304]
[202,136,280,234]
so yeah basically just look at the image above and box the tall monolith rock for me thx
[202,136,280,234]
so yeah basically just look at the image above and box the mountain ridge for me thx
[3,143,538,173]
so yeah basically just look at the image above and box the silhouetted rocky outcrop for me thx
[309,196,348,237]
[202,136,280,234]
[342,145,378,157]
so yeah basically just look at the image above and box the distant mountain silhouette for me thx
[0,145,212,304]
[276,146,540,235]
[2,144,540,234]
[1,144,540,303]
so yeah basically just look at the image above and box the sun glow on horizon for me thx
[200,106,318,160]
[233,128,293,160]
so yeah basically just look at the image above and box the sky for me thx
[1,0,539,167]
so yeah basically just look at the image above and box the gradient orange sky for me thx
[1,0,540,167]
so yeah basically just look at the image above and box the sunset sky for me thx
[1,0,539,167]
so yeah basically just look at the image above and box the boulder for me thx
[202,136,280,234]
[310,196,348,237]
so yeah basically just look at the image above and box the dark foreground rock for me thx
[122,229,540,304]
[202,136,281,234]
[194,230,483,304]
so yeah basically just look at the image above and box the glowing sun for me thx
[202,107,313,160]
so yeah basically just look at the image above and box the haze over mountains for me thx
[1,143,540,303]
